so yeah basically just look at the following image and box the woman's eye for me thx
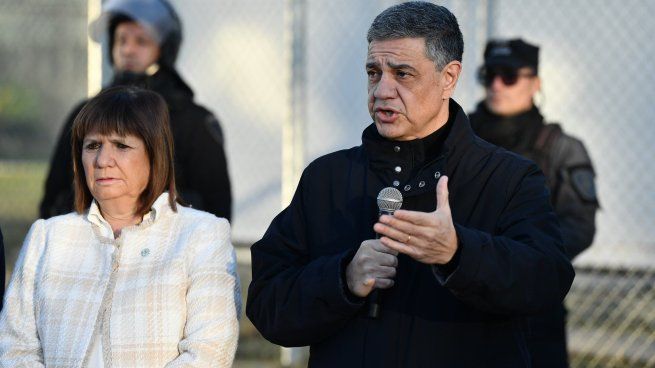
[116,143,130,149]
[84,142,100,150]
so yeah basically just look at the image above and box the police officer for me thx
[469,38,599,367]
[40,0,232,220]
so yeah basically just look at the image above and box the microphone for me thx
[369,187,403,318]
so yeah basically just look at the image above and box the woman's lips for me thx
[96,178,119,184]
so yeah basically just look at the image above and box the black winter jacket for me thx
[247,100,574,367]
[470,102,599,368]
[39,67,232,220]
[469,103,598,259]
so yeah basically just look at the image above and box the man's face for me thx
[112,21,161,73]
[367,38,456,141]
[484,66,540,116]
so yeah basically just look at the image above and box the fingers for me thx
[375,215,426,242]
[379,236,416,258]
[379,253,399,267]
[374,278,395,289]
[366,239,399,256]
[367,264,397,289]
[390,209,432,226]
[374,222,413,246]
[347,240,399,297]
[376,265,397,278]
[359,243,398,267]
[436,175,450,211]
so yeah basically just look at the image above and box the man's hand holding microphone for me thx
[345,176,458,313]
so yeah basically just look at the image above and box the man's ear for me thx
[440,61,462,99]
[531,76,542,95]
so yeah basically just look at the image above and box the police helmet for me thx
[89,0,182,68]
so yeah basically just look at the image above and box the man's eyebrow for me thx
[366,60,419,73]
[387,62,418,73]
[365,61,380,69]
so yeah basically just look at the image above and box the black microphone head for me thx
[377,187,403,215]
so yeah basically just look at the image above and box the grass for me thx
[2,161,652,367]
[0,160,46,275]
[0,161,284,364]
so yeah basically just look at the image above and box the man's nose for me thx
[120,40,136,55]
[490,75,505,90]
[373,73,398,99]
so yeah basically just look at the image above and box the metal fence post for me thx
[281,0,308,365]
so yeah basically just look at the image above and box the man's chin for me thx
[374,122,404,141]
[117,65,147,74]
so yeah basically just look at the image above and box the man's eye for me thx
[367,70,379,79]
[397,71,409,78]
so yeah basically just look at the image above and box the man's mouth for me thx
[375,107,400,123]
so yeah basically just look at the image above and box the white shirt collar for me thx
[86,192,173,238]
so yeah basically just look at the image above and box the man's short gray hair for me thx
[367,1,464,70]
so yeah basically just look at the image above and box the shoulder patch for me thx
[568,166,598,203]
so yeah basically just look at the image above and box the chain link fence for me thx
[486,1,655,366]
[1,0,654,366]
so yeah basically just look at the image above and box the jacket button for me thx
[418,181,425,188]
[434,171,441,179]
[404,185,411,191]
[141,248,150,257]
[393,180,400,187]
[394,146,400,152]
[394,166,402,173]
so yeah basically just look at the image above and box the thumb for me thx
[436,175,450,211]
[363,277,376,293]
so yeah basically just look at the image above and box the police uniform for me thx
[470,38,599,368]
[40,0,232,221]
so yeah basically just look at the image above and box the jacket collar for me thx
[442,99,478,175]
[109,66,194,110]
[87,192,172,239]
[362,99,475,179]
[469,101,544,153]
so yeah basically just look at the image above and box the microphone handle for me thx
[368,211,390,319]
[368,290,381,318]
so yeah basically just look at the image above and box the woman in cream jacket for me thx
[0,86,240,367]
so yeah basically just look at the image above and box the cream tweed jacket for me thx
[0,193,240,367]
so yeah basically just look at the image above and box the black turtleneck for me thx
[469,102,545,157]
[363,105,455,188]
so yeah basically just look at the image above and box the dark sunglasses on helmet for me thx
[477,66,536,87]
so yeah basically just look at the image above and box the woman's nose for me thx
[95,146,115,167]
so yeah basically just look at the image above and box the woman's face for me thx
[82,132,150,209]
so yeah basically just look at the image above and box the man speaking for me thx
[246,2,574,367]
